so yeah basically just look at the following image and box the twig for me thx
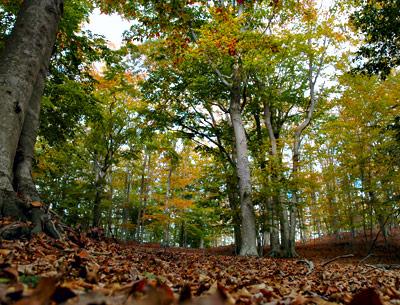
[297,259,314,275]
[321,254,354,267]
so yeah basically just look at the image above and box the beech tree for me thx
[0,0,64,237]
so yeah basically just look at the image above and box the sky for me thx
[83,9,132,49]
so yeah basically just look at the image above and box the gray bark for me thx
[162,161,173,247]
[136,152,150,242]
[230,82,257,256]
[123,166,131,239]
[92,161,106,227]
[13,71,44,202]
[227,173,242,254]
[0,0,63,238]
[262,102,283,255]
[0,0,63,192]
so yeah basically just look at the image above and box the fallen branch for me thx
[372,264,400,270]
[321,254,354,267]
[359,253,374,264]
[297,259,314,275]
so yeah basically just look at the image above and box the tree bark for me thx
[136,152,150,242]
[229,83,258,256]
[0,0,63,191]
[13,71,43,203]
[226,173,242,254]
[262,101,285,256]
[0,0,63,238]
[162,161,173,247]
[92,165,106,228]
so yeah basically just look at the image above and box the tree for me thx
[352,0,400,78]
[0,0,64,237]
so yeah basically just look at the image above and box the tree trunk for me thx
[269,196,280,255]
[227,175,242,254]
[136,153,148,241]
[0,0,63,238]
[162,162,173,247]
[123,167,131,239]
[262,101,284,256]
[92,167,106,228]
[229,88,257,256]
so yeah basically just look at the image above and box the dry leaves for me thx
[0,227,399,305]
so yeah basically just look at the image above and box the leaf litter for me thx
[0,229,399,305]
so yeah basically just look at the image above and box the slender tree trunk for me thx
[269,195,280,255]
[162,162,173,247]
[229,86,257,256]
[287,137,301,257]
[92,166,106,228]
[262,101,285,256]
[106,167,114,236]
[136,152,148,241]
[123,167,131,239]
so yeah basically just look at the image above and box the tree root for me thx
[0,222,31,239]
[0,189,61,239]
[297,259,314,275]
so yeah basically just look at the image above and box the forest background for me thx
[0,0,399,258]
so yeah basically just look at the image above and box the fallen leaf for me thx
[15,277,57,305]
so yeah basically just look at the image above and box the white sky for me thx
[83,9,132,49]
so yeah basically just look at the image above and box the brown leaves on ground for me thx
[0,230,399,305]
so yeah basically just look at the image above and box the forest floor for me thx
[1,221,400,305]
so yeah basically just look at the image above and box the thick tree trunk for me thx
[229,89,258,256]
[0,0,63,238]
[0,0,63,191]
[13,73,43,203]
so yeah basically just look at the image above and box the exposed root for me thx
[296,259,314,275]
[0,221,31,239]
[0,189,61,239]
